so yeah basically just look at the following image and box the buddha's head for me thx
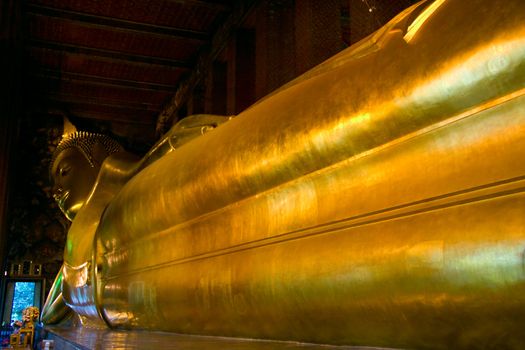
[50,131,122,221]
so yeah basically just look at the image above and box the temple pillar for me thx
[255,0,296,99]
[294,0,343,75]
[205,60,228,115]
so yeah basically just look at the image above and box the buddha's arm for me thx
[41,266,72,324]
[133,114,232,173]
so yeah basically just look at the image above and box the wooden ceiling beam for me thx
[44,102,157,122]
[26,4,210,41]
[44,93,162,112]
[34,69,177,92]
[165,0,231,12]
[29,39,192,68]
[67,111,157,126]
[28,103,157,125]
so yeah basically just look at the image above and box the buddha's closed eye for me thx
[59,167,70,177]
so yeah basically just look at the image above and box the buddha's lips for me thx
[56,191,69,208]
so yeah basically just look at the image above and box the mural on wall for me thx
[6,115,68,295]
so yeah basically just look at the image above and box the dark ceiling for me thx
[20,0,240,152]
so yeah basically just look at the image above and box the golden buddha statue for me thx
[43,0,525,348]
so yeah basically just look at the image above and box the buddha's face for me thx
[51,147,99,221]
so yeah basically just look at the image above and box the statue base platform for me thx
[44,326,396,350]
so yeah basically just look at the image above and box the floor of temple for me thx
[44,327,397,350]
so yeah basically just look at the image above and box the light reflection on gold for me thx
[63,262,89,289]
[401,37,525,109]
[42,0,525,349]
[404,0,447,43]
[311,113,372,152]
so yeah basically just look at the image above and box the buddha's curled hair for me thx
[51,131,123,169]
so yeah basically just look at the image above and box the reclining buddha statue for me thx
[42,0,525,348]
